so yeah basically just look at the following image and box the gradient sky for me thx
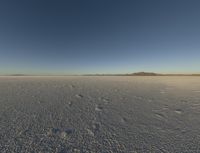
[0,0,200,75]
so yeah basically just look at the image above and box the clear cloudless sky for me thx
[0,0,200,75]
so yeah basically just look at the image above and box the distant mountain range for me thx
[84,72,200,76]
[130,72,200,76]
[130,72,159,76]
[1,72,200,76]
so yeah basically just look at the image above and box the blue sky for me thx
[0,0,200,75]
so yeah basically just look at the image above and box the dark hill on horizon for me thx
[130,72,159,76]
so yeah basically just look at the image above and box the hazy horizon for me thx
[0,0,200,75]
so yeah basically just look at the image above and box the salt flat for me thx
[0,76,200,153]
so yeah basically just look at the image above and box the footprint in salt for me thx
[69,84,75,89]
[154,112,166,120]
[101,97,109,104]
[160,90,166,94]
[95,104,103,112]
[68,101,73,107]
[120,117,128,124]
[174,109,183,114]
[47,128,75,139]
[87,122,101,137]
[75,94,83,98]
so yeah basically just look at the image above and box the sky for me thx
[0,0,200,75]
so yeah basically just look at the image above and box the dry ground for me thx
[0,76,200,153]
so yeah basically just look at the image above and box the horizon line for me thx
[1,72,200,76]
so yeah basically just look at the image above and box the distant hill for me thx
[130,72,160,76]
[10,74,28,76]
[191,74,200,76]
[129,72,200,76]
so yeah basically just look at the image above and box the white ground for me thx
[0,76,200,153]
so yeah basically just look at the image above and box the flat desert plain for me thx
[0,76,200,153]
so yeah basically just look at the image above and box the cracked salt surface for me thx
[0,76,200,152]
